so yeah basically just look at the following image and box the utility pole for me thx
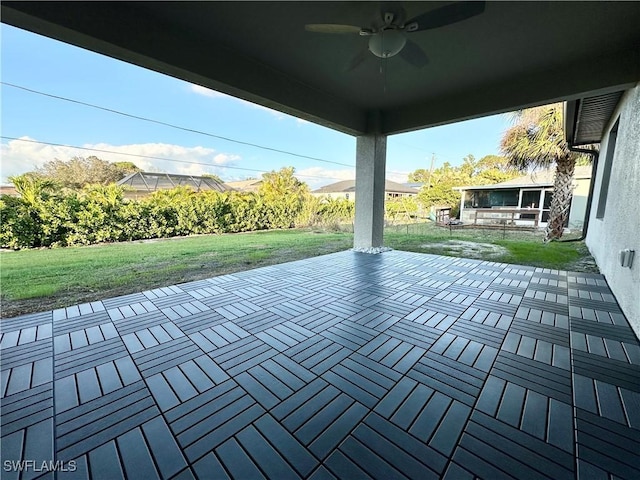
[426,153,435,189]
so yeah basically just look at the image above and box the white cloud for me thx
[296,166,354,190]
[188,83,290,121]
[295,166,409,191]
[0,137,241,183]
[189,84,227,99]
[386,170,409,184]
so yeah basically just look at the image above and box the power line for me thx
[2,82,414,180]
[0,136,353,181]
[392,140,456,162]
[1,81,355,168]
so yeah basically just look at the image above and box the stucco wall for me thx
[568,178,591,229]
[586,85,640,336]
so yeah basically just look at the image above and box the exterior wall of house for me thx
[312,192,354,201]
[312,191,417,202]
[459,180,591,229]
[586,85,640,336]
[568,177,591,229]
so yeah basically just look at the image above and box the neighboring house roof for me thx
[454,166,593,191]
[224,179,262,192]
[0,185,18,196]
[312,180,419,195]
[117,172,232,193]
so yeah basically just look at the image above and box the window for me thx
[464,189,518,208]
[490,190,519,207]
[596,118,619,219]
[521,190,541,208]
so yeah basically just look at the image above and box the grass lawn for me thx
[1,223,596,318]
[383,222,595,271]
[0,230,352,318]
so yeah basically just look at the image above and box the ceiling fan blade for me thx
[405,1,485,32]
[345,48,370,72]
[399,40,429,68]
[305,24,362,34]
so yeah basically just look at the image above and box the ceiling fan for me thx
[305,1,485,70]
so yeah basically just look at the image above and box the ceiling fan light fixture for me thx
[368,29,407,58]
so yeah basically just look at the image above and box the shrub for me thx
[1,180,361,249]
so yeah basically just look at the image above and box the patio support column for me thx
[354,133,387,249]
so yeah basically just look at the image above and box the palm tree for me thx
[9,174,57,209]
[500,104,589,241]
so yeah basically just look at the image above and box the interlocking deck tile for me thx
[209,337,278,377]
[178,394,265,462]
[1,417,55,480]
[386,318,441,350]
[1,382,53,438]
[472,297,520,317]
[575,408,640,480]
[2,250,640,479]
[56,380,159,462]
[190,322,250,352]
[255,321,314,351]
[1,343,53,397]
[232,309,285,334]
[348,308,401,332]
[358,334,425,374]
[446,318,507,349]
[283,336,351,375]
[456,410,574,480]
[328,412,445,479]
[293,310,341,334]
[491,350,572,404]
[520,297,569,316]
[573,350,640,393]
[460,307,513,330]
[408,351,487,407]
[1,311,53,332]
[132,336,201,377]
[54,337,128,380]
[235,354,315,409]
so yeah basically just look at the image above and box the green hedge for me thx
[0,184,355,249]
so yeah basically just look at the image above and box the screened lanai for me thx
[117,172,232,197]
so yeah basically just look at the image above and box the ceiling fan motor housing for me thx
[368,29,407,58]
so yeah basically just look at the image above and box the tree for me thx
[9,174,57,208]
[500,104,590,241]
[202,173,225,183]
[474,155,520,184]
[113,162,141,174]
[35,156,136,189]
[258,167,309,228]
[408,169,431,183]
[411,155,519,218]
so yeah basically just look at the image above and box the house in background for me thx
[117,171,232,199]
[0,185,18,196]
[224,179,263,192]
[312,179,418,202]
[566,83,640,335]
[454,166,592,229]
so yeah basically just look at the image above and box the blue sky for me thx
[1,24,510,189]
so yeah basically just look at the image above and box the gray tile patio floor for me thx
[1,250,639,479]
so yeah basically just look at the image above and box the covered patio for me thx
[2,2,640,478]
[2,250,639,479]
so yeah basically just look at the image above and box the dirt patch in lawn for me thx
[420,240,509,259]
